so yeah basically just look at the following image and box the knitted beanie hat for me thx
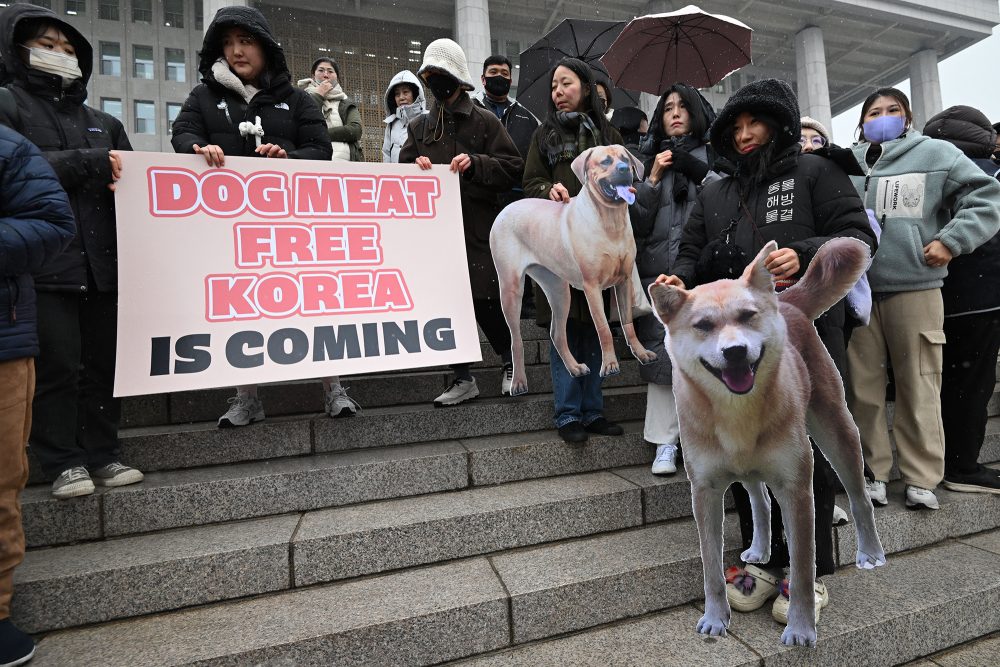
[710,78,801,158]
[417,38,475,91]
[800,116,830,143]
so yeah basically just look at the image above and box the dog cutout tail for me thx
[779,238,871,321]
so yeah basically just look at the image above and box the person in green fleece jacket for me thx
[846,87,1000,511]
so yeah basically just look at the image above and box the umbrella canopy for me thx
[600,5,752,95]
[517,18,640,119]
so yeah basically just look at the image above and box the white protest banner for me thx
[113,152,481,397]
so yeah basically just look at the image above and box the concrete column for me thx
[909,49,943,131]
[794,26,833,142]
[455,0,491,90]
[204,0,247,35]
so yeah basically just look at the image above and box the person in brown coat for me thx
[400,38,523,406]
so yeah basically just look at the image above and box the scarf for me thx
[546,111,600,166]
[212,59,259,103]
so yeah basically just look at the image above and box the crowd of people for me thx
[2,3,1000,664]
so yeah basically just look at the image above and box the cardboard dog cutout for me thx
[490,145,655,395]
[648,238,886,648]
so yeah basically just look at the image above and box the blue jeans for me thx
[551,319,605,428]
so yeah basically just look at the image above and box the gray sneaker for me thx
[218,394,265,428]
[501,364,514,396]
[433,378,479,407]
[325,385,360,418]
[90,462,144,488]
[52,466,95,500]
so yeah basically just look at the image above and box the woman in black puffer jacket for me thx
[171,5,331,164]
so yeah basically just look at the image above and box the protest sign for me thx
[113,152,480,396]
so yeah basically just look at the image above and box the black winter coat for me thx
[673,148,877,289]
[171,6,331,161]
[0,4,131,293]
[0,124,75,361]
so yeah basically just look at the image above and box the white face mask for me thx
[22,46,82,81]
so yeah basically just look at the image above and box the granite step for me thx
[29,558,511,667]
[25,520,741,666]
[14,472,651,633]
[454,530,1000,667]
[21,417,654,547]
[27,384,650,485]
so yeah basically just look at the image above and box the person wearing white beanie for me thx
[799,116,830,153]
[401,38,525,407]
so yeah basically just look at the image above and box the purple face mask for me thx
[863,115,906,143]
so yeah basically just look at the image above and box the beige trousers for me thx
[847,289,946,489]
[0,357,33,619]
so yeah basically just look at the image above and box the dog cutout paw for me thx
[740,546,770,564]
[599,360,621,377]
[567,362,590,377]
[855,549,887,570]
[635,349,657,365]
[780,624,817,648]
[509,382,529,397]
[695,613,729,637]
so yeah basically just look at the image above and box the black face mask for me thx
[425,73,460,102]
[484,75,511,97]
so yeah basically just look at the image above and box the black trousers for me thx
[452,298,512,374]
[730,300,846,577]
[942,311,1000,475]
[30,290,121,478]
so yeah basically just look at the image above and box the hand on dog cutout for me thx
[764,248,799,280]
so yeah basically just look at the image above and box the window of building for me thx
[134,101,155,134]
[164,0,184,28]
[28,1,52,9]
[132,0,152,23]
[133,45,154,79]
[101,98,122,122]
[194,0,203,31]
[99,42,120,77]
[98,0,119,21]
[65,0,86,15]
[166,102,182,132]
[165,48,185,82]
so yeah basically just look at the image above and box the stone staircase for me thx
[13,323,1000,666]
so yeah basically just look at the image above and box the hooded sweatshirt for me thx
[0,3,131,293]
[171,6,330,161]
[382,70,426,163]
[850,130,1000,293]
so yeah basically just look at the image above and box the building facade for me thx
[12,0,1000,153]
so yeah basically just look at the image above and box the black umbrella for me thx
[517,18,641,119]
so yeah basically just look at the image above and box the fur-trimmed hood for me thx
[710,78,800,161]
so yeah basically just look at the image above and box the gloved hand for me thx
[670,148,709,183]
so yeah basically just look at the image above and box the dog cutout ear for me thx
[741,240,778,293]
[648,282,688,325]
[624,145,645,181]
[570,147,597,185]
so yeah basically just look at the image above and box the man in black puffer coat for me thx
[662,78,877,621]
[171,5,331,162]
[923,105,1000,495]
[0,123,74,666]
[0,4,141,499]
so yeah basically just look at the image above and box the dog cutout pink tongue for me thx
[615,185,635,204]
[721,366,755,394]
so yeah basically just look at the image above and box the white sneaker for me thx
[433,378,479,407]
[651,443,678,475]
[772,579,829,624]
[832,504,849,526]
[218,394,265,428]
[325,385,360,418]
[905,485,940,510]
[501,364,514,396]
[51,466,95,499]
[865,480,888,506]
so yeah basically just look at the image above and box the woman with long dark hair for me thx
[522,57,625,443]
[846,88,1000,510]
[630,83,718,475]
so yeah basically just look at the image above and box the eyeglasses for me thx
[799,136,827,148]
